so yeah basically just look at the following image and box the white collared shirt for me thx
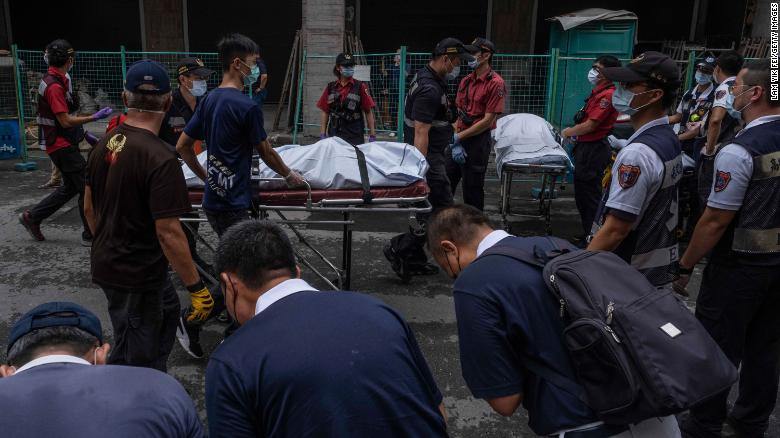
[254,278,318,315]
[476,230,511,257]
[14,354,90,374]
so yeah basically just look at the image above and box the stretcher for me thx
[498,161,568,234]
[182,178,432,290]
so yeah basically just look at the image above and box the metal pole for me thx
[120,45,127,85]
[397,45,407,141]
[292,48,307,144]
[12,44,30,168]
[544,48,559,125]
[684,50,696,92]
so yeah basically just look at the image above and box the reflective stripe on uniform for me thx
[631,245,679,270]
[732,228,780,253]
[752,151,780,180]
[404,116,449,128]
[37,116,56,126]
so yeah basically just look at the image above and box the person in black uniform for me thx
[316,53,377,146]
[384,38,473,282]
[159,57,213,147]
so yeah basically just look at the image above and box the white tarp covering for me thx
[492,113,573,174]
[547,8,637,31]
[183,137,429,190]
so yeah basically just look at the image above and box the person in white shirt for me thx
[703,50,744,155]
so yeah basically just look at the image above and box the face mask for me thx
[189,80,207,97]
[43,54,49,65]
[468,54,480,69]
[127,107,167,115]
[695,71,712,85]
[611,85,658,116]
[443,57,460,80]
[587,68,600,85]
[341,67,355,78]
[239,60,260,86]
[726,86,755,121]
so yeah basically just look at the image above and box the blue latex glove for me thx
[84,131,99,147]
[368,135,376,142]
[92,107,113,120]
[451,143,467,165]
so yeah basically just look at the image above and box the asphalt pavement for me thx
[1,153,778,437]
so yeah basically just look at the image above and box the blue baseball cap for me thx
[7,302,103,354]
[124,59,171,94]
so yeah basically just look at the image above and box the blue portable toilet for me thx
[0,119,21,160]
[547,9,638,130]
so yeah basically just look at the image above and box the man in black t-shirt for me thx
[85,60,215,372]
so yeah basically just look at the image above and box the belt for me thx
[551,423,629,438]
[404,116,449,128]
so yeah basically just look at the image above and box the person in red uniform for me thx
[561,55,621,242]
[446,37,506,211]
[316,53,377,146]
[19,39,112,245]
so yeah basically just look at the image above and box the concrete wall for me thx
[750,0,774,38]
[142,0,185,51]
[302,0,344,136]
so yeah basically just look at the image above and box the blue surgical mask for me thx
[467,55,480,69]
[695,71,712,85]
[444,57,460,80]
[341,67,355,78]
[587,68,600,85]
[240,61,260,86]
[190,80,207,97]
[611,85,657,116]
[725,86,755,121]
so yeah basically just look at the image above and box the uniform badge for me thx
[618,164,641,189]
[497,86,505,98]
[714,170,731,192]
[716,90,726,100]
[599,98,609,109]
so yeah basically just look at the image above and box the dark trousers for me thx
[252,88,268,109]
[446,130,492,211]
[682,262,780,438]
[204,208,251,237]
[573,139,611,236]
[390,146,453,264]
[102,277,180,372]
[29,146,90,236]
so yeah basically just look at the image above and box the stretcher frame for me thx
[498,162,568,234]
[182,178,432,290]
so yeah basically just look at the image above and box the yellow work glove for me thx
[186,280,214,322]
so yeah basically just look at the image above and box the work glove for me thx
[84,131,99,147]
[368,135,376,142]
[451,143,467,165]
[92,107,113,121]
[319,133,327,140]
[607,135,628,150]
[185,281,214,323]
[285,169,306,188]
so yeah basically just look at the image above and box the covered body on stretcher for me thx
[183,137,431,206]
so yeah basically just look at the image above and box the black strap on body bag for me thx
[351,144,373,203]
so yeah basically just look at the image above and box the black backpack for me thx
[479,237,737,425]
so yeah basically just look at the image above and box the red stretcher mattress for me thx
[188,180,430,206]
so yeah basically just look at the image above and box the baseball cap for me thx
[177,57,214,77]
[696,52,717,72]
[336,53,356,66]
[602,51,680,86]
[7,302,103,354]
[124,59,172,95]
[465,37,496,54]
[433,38,474,60]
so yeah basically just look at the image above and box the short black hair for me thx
[742,59,780,108]
[716,50,744,77]
[427,204,494,254]
[45,39,74,67]
[646,78,679,109]
[217,33,259,72]
[215,220,297,289]
[595,55,620,69]
[6,326,98,367]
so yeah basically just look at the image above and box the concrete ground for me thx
[1,152,778,437]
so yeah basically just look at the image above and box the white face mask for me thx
[189,80,207,97]
[587,68,600,85]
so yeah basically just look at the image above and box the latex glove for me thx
[285,169,306,188]
[672,273,691,297]
[607,135,628,150]
[368,135,376,142]
[92,107,113,121]
[452,132,460,144]
[451,143,467,165]
[186,283,214,322]
[84,131,99,147]
[319,133,327,140]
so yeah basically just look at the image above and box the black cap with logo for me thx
[602,51,681,86]
[336,53,356,66]
[124,59,172,95]
[177,57,214,77]
[432,38,475,61]
[696,52,717,73]
[465,37,496,54]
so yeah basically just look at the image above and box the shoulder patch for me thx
[715,90,726,100]
[497,86,505,98]
[714,170,731,192]
[618,164,641,189]
[599,98,609,109]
